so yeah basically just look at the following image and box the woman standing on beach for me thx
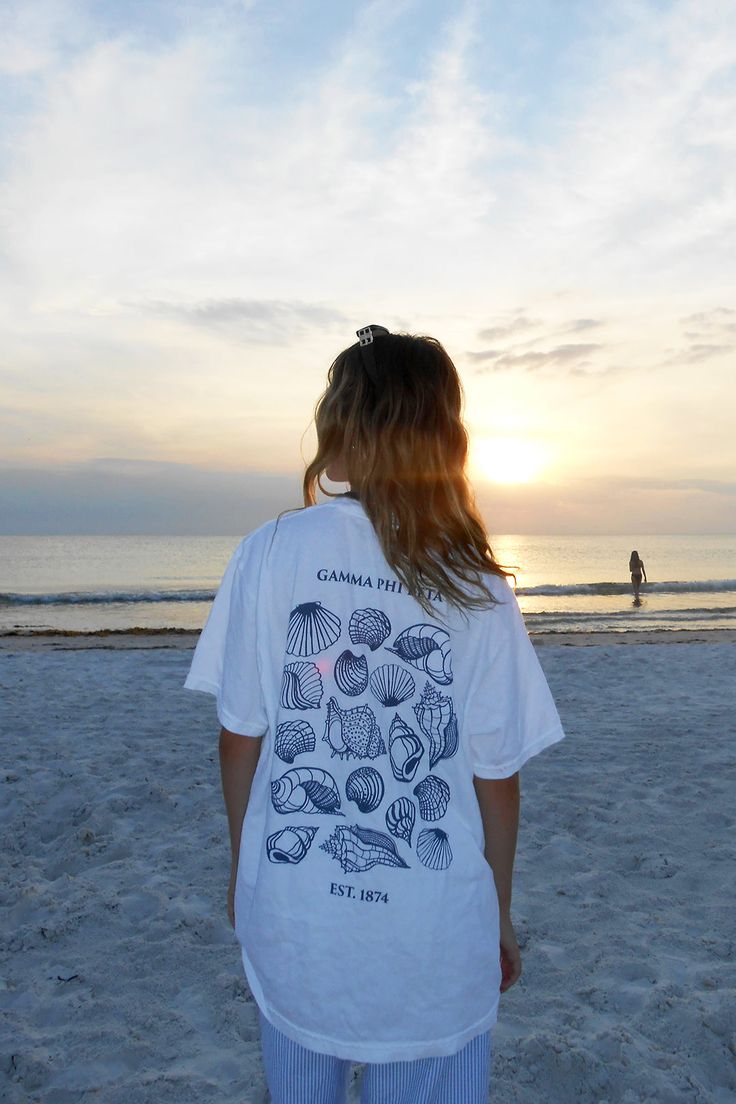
[629,550,647,601]
[185,326,566,1103]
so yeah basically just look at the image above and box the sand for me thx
[1,633,734,1103]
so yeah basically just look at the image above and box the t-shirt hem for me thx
[472,723,566,779]
[240,945,498,1062]
[183,676,266,737]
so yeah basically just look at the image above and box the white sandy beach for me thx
[1,635,734,1103]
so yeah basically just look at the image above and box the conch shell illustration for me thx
[320,824,409,873]
[412,682,458,768]
[266,825,318,865]
[280,661,323,710]
[271,767,343,815]
[322,696,386,760]
[286,601,342,656]
[388,714,423,783]
[348,608,391,651]
[386,623,453,685]
[274,720,316,764]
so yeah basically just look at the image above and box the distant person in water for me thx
[629,550,647,601]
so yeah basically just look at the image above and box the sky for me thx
[1,0,735,535]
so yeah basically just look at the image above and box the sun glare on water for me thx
[469,435,546,485]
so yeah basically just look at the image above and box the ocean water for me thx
[1,532,734,635]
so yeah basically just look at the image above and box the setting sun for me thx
[469,435,547,485]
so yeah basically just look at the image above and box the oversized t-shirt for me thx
[184,494,566,1062]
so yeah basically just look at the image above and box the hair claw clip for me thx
[357,324,390,346]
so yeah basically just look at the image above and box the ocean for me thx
[1,532,734,636]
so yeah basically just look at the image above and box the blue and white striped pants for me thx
[259,1011,493,1104]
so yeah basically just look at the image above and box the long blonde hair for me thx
[301,330,516,619]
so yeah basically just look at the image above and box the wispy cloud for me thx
[468,342,602,373]
[141,298,348,344]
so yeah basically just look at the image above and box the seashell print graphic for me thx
[271,767,344,816]
[388,714,423,783]
[320,824,409,873]
[334,649,369,696]
[413,774,450,821]
[413,682,458,768]
[286,602,342,656]
[348,608,391,651]
[385,797,416,846]
[386,624,453,685]
[266,825,318,865]
[281,662,323,710]
[416,828,453,871]
[274,720,316,764]
[345,767,384,813]
[369,664,416,708]
[322,696,386,760]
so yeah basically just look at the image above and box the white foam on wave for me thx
[516,579,736,597]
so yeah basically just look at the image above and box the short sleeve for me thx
[466,580,565,778]
[183,535,269,737]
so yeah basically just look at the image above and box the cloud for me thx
[141,298,348,344]
[468,342,602,373]
[661,342,733,366]
[477,315,541,342]
[565,318,603,332]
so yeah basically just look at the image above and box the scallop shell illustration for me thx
[413,774,450,821]
[334,649,369,696]
[388,714,423,783]
[348,608,391,651]
[271,767,343,815]
[385,797,416,845]
[345,767,384,813]
[386,624,453,685]
[322,696,386,760]
[416,828,453,871]
[266,825,318,864]
[320,824,409,873]
[286,601,342,656]
[413,682,458,768]
[274,720,316,763]
[280,661,323,709]
[369,664,416,707]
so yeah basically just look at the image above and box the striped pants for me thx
[259,1012,493,1104]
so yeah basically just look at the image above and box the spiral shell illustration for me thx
[320,824,409,873]
[348,608,391,651]
[413,682,458,768]
[334,649,369,696]
[345,767,384,813]
[286,601,342,656]
[280,661,323,710]
[274,720,316,764]
[386,624,453,685]
[385,797,416,846]
[388,714,423,783]
[323,696,386,760]
[266,825,318,864]
[271,767,343,815]
[416,828,453,871]
[413,774,450,821]
[369,664,416,708]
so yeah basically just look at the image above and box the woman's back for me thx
[185,491,565,1061]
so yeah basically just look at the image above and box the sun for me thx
[469,435,546,485]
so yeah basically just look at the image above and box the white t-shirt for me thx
[184,494,566,1062]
